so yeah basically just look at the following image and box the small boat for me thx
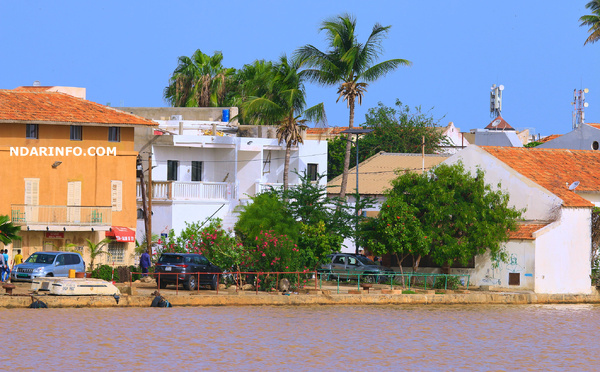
[32,278,121,296]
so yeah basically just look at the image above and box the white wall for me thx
[534,208,592,294]
[446,146,562,221]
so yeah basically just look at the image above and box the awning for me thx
[105,226,136,242]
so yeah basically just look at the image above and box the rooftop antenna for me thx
[572,88,589,129]
[490,84,504,118]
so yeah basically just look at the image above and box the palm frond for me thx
[361,59,412,82]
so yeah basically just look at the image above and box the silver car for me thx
[320,253,395,283]
[11,251,85,282]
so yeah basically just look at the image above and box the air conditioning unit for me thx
[170,115,183,121]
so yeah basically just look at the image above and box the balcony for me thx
[137,181,235,201]
[255,182,284,195]
[11,205,112,229]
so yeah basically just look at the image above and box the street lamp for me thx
[340,128,373,254]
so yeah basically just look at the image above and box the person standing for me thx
[0,251,6,282]
[13,249,23,265]
[140,251,151,277]
[3,249,10,282]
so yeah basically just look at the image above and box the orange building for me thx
[0,87,156,267]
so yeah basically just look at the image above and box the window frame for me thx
[26,124,39,139]
[70,125,83,141]
[167,160,179,181]
[108,127,121,142]
[307,163,318,181]
[191,161,203,182]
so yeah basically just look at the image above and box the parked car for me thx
[11,251,86,282]
[154,253,222,290]
[320,253,395,283]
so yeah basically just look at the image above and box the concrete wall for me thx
[538,124,600,151]
[119,107,238,123]
[534,208,592,294]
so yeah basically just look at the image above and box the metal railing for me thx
[317,271,471,294]
[136,181,234,201]
[11,205,112,226]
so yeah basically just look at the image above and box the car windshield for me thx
[357,255,377,265]
[158,255,184,264]
[25,253,56,264]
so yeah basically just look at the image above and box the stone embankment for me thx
[1,282,600,308]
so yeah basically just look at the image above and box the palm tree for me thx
[72,238,112,272]
[164,49,234,107]
[295,14,411,199]
[580,0,600,45]
[0,215,21,245]
[242,56,326,190]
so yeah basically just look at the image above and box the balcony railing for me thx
[255,182,284,195]
[137,181,233,201]
[11,205,112,226]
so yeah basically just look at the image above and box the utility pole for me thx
[147,153,153,257]
[137,156,150,255]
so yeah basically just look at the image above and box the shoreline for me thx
[2,290,600,308]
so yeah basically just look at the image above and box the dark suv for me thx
[320,253,395,283]
[155,253,222,290]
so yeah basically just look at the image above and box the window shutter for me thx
[111,180,122,212]
[24,178,40,205]
[67,181,81,206]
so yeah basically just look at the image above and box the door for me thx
[53,254,69,277]
[24,178,40,223]
[331,255,347,279]
[67,181,82,223]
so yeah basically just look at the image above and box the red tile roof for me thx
[540,134,561,143]
[509,223,549,240]
[306,126,349,135]
[485,115,515,131]
[586,123,600,130]
[0,90,157,126]
[482,146,600,207]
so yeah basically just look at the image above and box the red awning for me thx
[106,226,136,242]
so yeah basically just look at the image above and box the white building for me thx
[123,108,327,241]
[446,145,600,294]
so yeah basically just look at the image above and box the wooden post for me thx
[147,153,153,256]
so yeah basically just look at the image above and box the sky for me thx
[1,1,599,137]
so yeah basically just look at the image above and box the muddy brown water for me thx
[2,304,600,371]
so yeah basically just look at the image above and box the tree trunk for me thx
[338,95,355,200]
[283,141,291,191]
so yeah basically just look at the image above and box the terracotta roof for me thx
[481,146,600,207]
[306,126,349,135]
[508,223,549,240]
[586,123,600,130]
[485,115,515,131]
[540,134,561,143]
[0,90,157,126]
[327,152,449,195]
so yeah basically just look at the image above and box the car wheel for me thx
[186,275,197,291]
[362,275,375,284]
[158,279,167,289]
[46,273,54,277]
[210,274,217,290]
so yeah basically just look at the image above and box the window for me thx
[108,127,120,142]
[509,273,521,286]
[70,125,82,141]
[307,163,318,181]
[107,242,125,263]
[593,141,599,150]
[167,160,179,181]
[26,124,39,139]
[66,254,81,265]
[192,161,203,181]
[24,178,40,205]
[111,180,123,212]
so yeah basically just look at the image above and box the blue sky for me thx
[1,1,598,136]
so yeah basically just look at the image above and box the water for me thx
[2,304,600,371]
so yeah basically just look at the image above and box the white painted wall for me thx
[446,146,562,221]
[534,208,592,294]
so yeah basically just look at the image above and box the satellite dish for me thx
[492,119,501,127]
[568,181,580,191]
[584,102,589,108]
[499,85,504,91]
[584,88,589,94]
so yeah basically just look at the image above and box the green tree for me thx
[242,56,326,190]
[327,100,448,181]
[164,49,234,107]
[296,14,411,199]
[580,0,600,45]
[80,238,112,272]
[362,162,522,272]
[0,215,21,245]
[524,141,542,148]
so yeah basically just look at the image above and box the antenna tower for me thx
[490,84,504,117]
[572,88,589,130]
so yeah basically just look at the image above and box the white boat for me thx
[31,278,121,296]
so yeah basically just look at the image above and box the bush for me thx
[91,264,118,282]
[433,276,461,290]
